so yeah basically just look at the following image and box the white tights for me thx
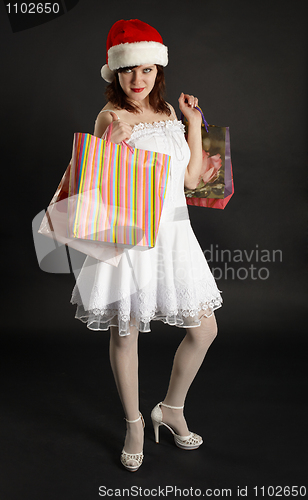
[109,313,218,454]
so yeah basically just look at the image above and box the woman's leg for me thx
[109,325,143,457]
[161,313,218,435]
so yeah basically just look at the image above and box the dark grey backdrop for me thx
[1,0,307,498]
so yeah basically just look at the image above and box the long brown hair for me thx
[105,65,171,115]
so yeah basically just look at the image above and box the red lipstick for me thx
[131,88,145,93]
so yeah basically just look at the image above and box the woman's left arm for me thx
[179,93,203,190]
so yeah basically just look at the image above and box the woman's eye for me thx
[124,69,132,73]
[143,68,152,73]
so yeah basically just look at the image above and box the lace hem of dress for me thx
[71,274,223,335]
[71,297,222,336]
[130,120,185,141]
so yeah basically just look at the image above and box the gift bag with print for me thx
[182,107,234,209]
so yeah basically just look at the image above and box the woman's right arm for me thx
[93,110,132,142]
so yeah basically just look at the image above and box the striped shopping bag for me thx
[68,128,171,247]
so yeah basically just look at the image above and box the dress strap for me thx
[99,109,120,120]
[166,102,177,121]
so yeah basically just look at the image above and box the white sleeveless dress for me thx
[71,119,222,335]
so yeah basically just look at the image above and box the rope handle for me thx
[181,105,209,133]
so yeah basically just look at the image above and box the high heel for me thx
[120,413,145,472]
[151,402,203,450]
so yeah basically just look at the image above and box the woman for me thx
[71,19,222,471]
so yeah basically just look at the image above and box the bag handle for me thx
[181,105,209,133]
[105,122,134,154]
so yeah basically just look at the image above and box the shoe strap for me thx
[160,402,184,410]
[125,415,141,423]
[125,412,145,427]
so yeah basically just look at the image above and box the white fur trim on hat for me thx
[101,64,114,83]
[108,41,168,71]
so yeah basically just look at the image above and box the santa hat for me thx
[101,19,168,83]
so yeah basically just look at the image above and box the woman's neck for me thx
[128,96,152,112]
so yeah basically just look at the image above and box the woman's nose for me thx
[132,70,142,84]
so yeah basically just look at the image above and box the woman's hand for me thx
[108,111,133,143]
[178,92,202,125]
[94,110,133,142]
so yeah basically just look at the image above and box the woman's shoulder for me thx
[166,102,178,120]
[93,104,115,137]
[96,103,121,122]
[94,104,125,137]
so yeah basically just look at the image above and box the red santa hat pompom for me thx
[101,19,168,83]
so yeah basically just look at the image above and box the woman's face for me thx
[118,65,158,103]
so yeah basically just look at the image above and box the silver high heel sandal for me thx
[151,402,203,450]
[120,413,145,472]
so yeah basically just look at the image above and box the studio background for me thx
[1,1,307,498]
